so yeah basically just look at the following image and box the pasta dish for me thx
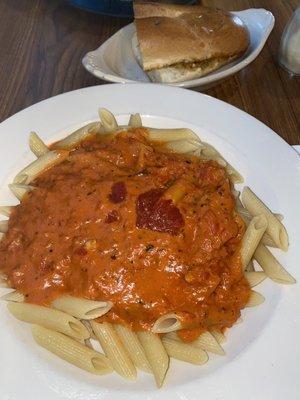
[0,110,295,387]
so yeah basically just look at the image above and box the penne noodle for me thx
[275,213,284,222]
[99,109,118,132]
[137,331,169,388]
[52,295,113,320]
[0,274,8,287]
[254,244,296,284]
[146,127,200,142]
[9,183,33,200]
[152,313,182,334]
[0,220,8,233]
[166,139,203,154]
[7,302,89,339]
[200,143,244,183]
[238,204,280,248]
[0,206,13,217]
[245,260,255,272]
[261,232,277,248]
[240,215,268,270]
[91,321,136,380]
[238,205,282,226]
[187,331,225,356]
[232,189,240,199]
[129,113,142,127]
[81,320,97,340]
[13,150,69,184]
[209,328,226,344]
[244,271,267,287]
[1,290,25,302]
[29,131,49,157]
[162,337,208,365]
[114,324,152,373]
[54,122,102,149]
[166,331,225,356]
[246,290,265,307]
[226,165,244,184]
[31,325,112,375]
[200,142,219,158]
[196,154,227,167]
[84,338,94,350]
[0,232,4,242]
[162,181,187,205]
[241,187,289,251]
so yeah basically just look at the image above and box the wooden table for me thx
[0,0,299,144]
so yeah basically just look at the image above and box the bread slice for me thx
[132,32,237,83]
[133,2,249,82]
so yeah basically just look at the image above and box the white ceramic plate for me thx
[82,9,274,89]
[0,84,300,400]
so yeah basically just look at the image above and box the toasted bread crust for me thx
[134,4,249,71]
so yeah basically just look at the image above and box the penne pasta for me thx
[31,325,112,375]
[260,232,277,248]
[1,290,25,302]
[162,181,187,205]
[186,331,225,356]
[0,220,8,233]
[9,183,33,200]
[245,260,255,272]
[114,324,152,373]
[84,338,94,350]
[146,127,200,142]
[166,331,225,356]
[0,206,13,217]
[254,244,296,284]
[241,187,289,251]
[129,113,142,127]
[246,290,265,307]
[13,150,69,184]
[0,273,8,287]
[200,142,244,183]
[196,153,227,167]
[54,122,102,149]
[52,295,113,320]
[137,331,169,388]
[238,204,280,248]
[226,165,244,184]
[99,108,118,132]
[91,321,136,380]
[240,215,268,270]
[152,313,182,333]
[81,320,97,340]
[162,337,208,365]
[29,131,49,157]
[244,271,267,287]
[209,328,226,344]
[166,139,202,154]
[7,302,89,339]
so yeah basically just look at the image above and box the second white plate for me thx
[82,9,274,89]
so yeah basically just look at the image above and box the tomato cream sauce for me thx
[0,128,250,338]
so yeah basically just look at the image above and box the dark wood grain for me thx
[0,0,299,143]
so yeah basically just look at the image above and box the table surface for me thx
[0,0,299,144]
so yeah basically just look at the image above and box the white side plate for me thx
[82,9,274,89]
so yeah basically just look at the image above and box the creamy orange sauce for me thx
[0,128,250,338]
